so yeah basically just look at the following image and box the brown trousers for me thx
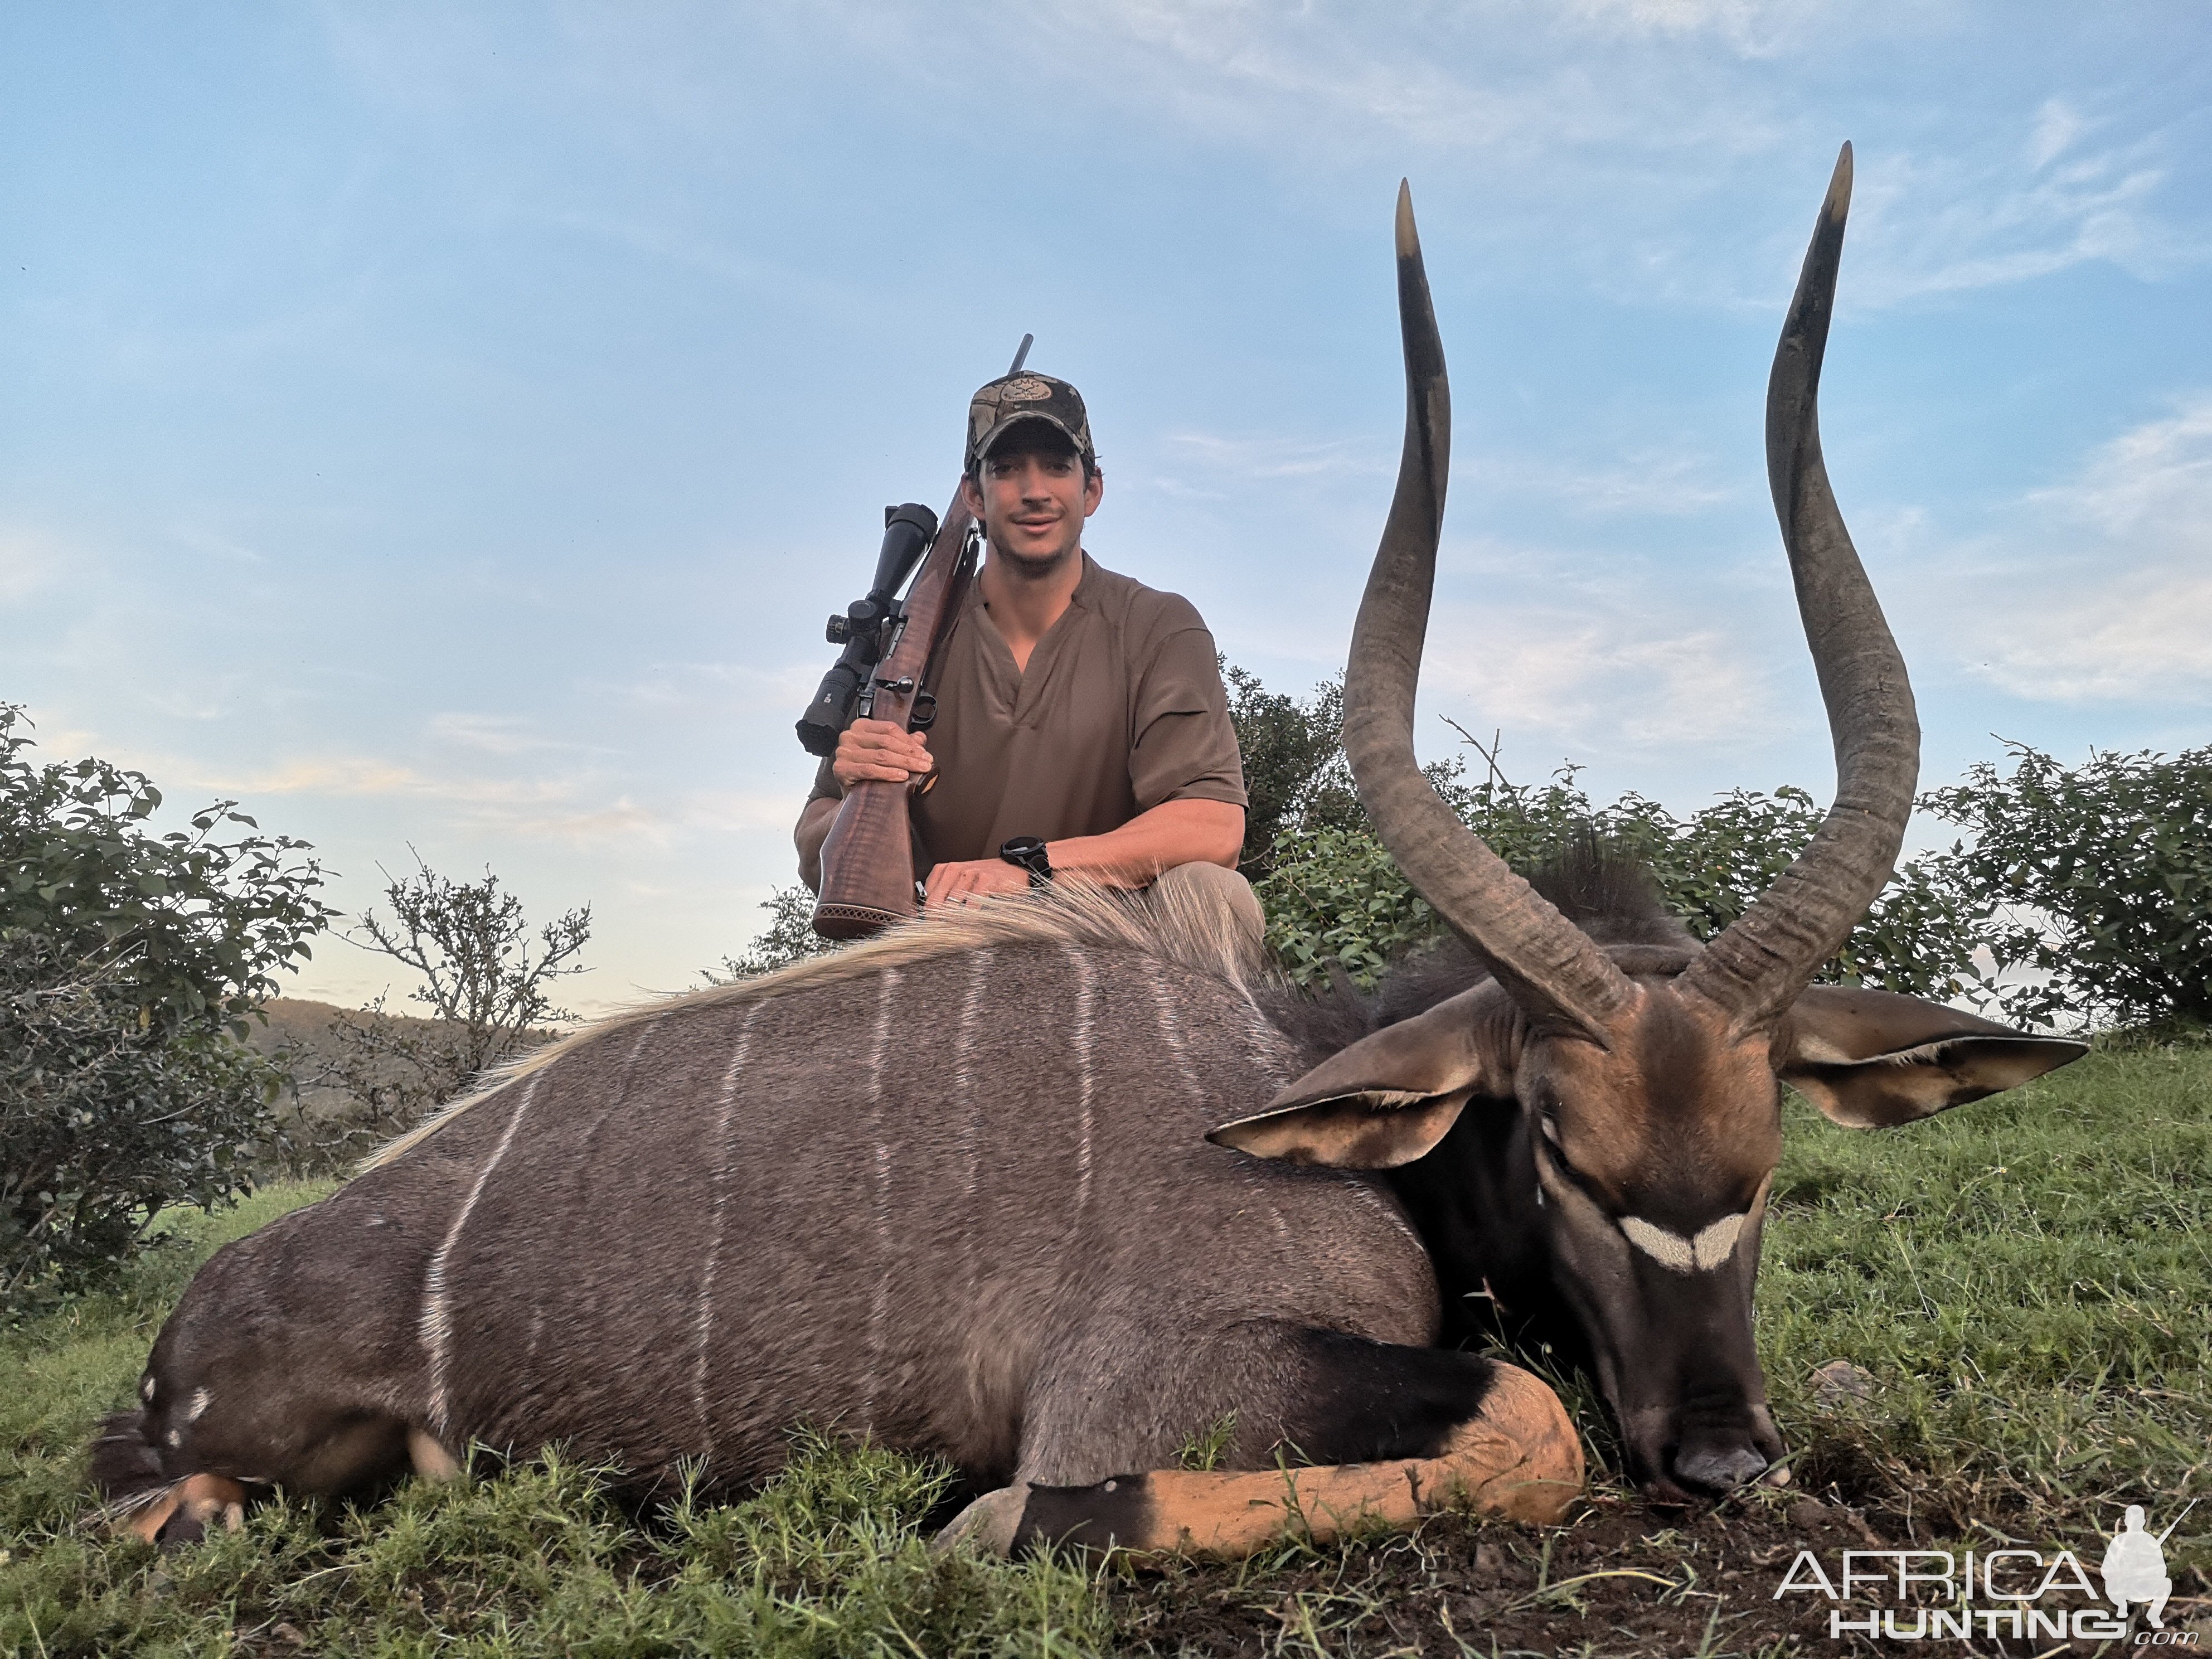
[1147,862,1267,956]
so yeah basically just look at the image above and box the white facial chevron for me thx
[1619,1211,1747,1273]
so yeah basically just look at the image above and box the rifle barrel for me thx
[2156,1497,2197,1544]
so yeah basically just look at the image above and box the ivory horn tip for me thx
[1827,142,1853,215]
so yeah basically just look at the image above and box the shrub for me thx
[1647,784,1987,1001]
[0,707,332,1312]
[1923,743,2212,1035]
[269,855,590,1175]
[1223,666,1362,877]
[710,884,843,981]
[1259,763,1985,1000]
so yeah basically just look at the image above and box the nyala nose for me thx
[1672,1439,1770,1492]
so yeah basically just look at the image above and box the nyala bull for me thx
[95,146,2083,1555]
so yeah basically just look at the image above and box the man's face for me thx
[959,429,1103,575]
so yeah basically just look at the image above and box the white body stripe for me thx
[955,953,990,1294]
[1147,977,1291,1244]
[1334,1169,1425,1253]
[419,1072,545,1434]
[692,1001,764,1454]
[861,970,901,1422]
[1146,978,1198,1090]
[1070,948,1095,1215]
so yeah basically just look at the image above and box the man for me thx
[795,370,1262,940]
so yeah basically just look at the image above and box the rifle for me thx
[2156,1499,2197,1545]
[806,335,1032,939]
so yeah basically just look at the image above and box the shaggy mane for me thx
[1278,836,1701,1046]
[360,879,1267,1173]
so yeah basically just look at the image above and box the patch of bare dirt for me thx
[1107,1486,2210,1657]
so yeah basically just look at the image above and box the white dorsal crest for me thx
[1619,1212,1747,1273]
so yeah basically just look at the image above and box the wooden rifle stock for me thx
[811,493,976,938]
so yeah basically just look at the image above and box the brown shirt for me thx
[808,554,1246,872]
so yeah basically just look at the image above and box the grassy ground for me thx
[3,1044,2206,1656]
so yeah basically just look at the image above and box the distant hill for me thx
[245,997,556,1174]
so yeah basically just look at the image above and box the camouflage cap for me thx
[964,372,1095,473]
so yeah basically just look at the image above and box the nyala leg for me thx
[1018,1362,1579,1555]
[125,1474,251,1548]
[408,1427,462,1482]
[939,1331,1583,1559]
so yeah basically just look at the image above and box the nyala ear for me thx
[1777,985,2089,1129]
[1209,984,1515,1168]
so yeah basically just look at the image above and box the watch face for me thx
[1000,836,1050,881]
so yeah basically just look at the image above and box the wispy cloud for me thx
[843,4,2197,316]
[200,751,625,832]
[2027,96,2093,171]
[169,525,270,567]
[1145,431,1730,516]
[1007,1,1539,153]
[2039,397,2212,535]
[1469,448,1736,517]
[316,3,2205,319]
[0,529,75,606]
[1976,569,2212,704]
[1849,127,2184,303]
[1965,399,2212,703]
[795,0,1799,171]
[1147,430,1392,499]
[426,712,577,755]
[1556,0,1836,55]
[598,659,827,714]
[205,756,487,800]
[1422,601,1785,753]
[193,743,804,848]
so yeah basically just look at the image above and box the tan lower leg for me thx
[408,1427,462,1481]
[1118,1365,1578,1553]
[124,1473,250,1544]
[991,1361,1584,1558]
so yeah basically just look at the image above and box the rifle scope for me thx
[794,502,940,758]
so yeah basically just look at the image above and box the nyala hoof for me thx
[931,1486,1026,1558]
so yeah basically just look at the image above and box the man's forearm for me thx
[1046,798,1244,889]
[795,796,838,892]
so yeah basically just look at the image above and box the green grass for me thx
[2,1044,2205,1654]
[4,1437,1106,1657]
[1759,1040,2211,1555]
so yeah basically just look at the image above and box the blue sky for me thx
[4,2,2207,1012]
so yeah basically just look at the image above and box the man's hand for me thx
[924,857,1030,909]
[833,718,933,789]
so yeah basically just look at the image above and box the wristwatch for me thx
[1000,835,1052,887]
